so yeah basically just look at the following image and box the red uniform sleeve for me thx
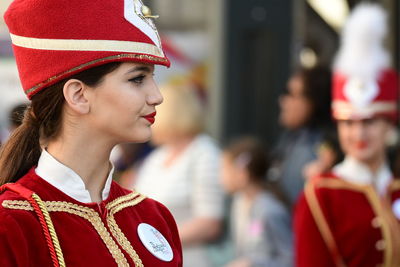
[155,202,183,267]
[0,210,29,267]
[294,193,336,267]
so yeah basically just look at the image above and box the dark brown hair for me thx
[224,137,269,184]
[296,65,332,128]
[0,62,121,184]
[224,136,290,208]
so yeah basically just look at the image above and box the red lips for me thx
[143,112,156,124]
[355,141,368,150]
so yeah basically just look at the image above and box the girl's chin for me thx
[123,131,152,144]
[350,152,374,163]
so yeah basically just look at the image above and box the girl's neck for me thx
[358,152,386,175]
[47,133,114,203]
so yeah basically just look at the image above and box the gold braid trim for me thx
[310,178,400,267]
[3,192,147,267]
[110,195,147,215]
[2,200,129,267]
[304,180,346,267]
[364,187,393,267]
[106,192,141,210]
[2,200,33,210]
[46,202,129,267]
[31,194,66,267]
[388,180,400,193]
[107,194,147,267]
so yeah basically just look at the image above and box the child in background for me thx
[221,137,293,267]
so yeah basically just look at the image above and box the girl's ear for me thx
[63,79,90,114]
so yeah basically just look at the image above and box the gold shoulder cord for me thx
[31,193,66,267]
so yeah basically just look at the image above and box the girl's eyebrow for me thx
[125,66,152,74]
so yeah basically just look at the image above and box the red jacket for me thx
[294,174,400,267]
[0,168,183,266]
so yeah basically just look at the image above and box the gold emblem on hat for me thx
[141,5,159,19]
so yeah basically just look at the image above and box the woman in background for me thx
[269,65,333,206]
[135,80,225,267]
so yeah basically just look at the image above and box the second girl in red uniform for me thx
[294,4,400,267]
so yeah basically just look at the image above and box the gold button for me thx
[375,240,386,251]
[371,217,382,228]
[141,5,151,16]
[141,5,159,19]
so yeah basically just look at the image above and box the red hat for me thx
[332,4,399,122]
[4,0,170,99]
[332,69,398,121]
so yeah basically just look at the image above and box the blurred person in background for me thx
[135,79,225,267]
[8,102,28,132]
[111,142,154,187]
[269,65,333,207]
[0,0,183,266]
[295,4,400,267]
[221,137,292,267]
[0,102,28,146]
[302,131,344,181]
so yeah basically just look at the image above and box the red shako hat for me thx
[4,0,170,99]
[332,3,399,122]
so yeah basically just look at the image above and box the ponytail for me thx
[0,107,41,183]
[0,81,65,185]
[0,62,121,185]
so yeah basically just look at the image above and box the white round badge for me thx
[392,199,400,220]
[137,223,174,262]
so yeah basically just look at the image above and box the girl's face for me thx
[337,118,391,164]
[279,74,312,130]
[86,62,163,144]
[221,153,248,194]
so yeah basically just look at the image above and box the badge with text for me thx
[137,223,174,262]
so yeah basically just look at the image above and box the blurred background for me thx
[0,1,399,266]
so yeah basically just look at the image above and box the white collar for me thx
[35,149,114,203]
[333,156,392,196]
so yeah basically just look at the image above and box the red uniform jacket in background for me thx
[294,175,400,267]
[0,168,183,266]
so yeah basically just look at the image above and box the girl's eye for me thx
[129,75,145,84]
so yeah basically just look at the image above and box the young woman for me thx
[269,65,333,206]
[294,4,400,267]
[0,0,182,266]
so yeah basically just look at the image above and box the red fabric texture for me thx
[294,175,400,267]
[332,69,399,122]
[0,169,183,267]
[0,183,61,267]
[4,0,170,99]
[0,183,33,199]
